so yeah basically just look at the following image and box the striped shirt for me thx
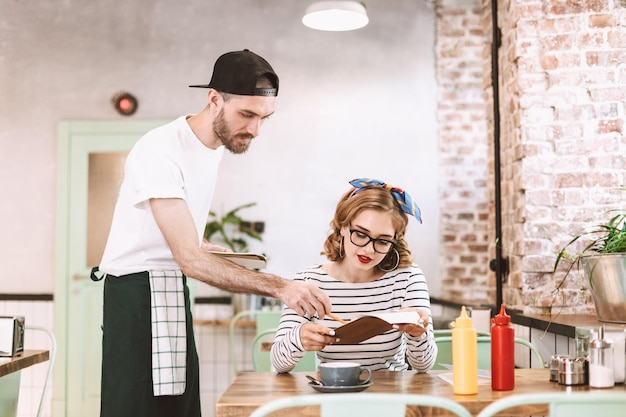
[270,264,438,373]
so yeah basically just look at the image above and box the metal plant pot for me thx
[584,253,626,324]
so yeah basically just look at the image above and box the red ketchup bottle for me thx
[491,304,515,390]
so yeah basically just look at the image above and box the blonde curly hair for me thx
[321,186,413,271]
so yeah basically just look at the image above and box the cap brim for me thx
[188,84,210,88]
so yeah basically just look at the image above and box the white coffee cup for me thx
[318,362,371,387]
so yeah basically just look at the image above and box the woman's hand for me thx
[394,308,429,338]
[299,322,338,351]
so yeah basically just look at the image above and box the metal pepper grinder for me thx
[589,325,615,388]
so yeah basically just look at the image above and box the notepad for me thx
[437,372,492,385]
[437,363,492,379]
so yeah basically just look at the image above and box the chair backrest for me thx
[25,325,57,417]
[251,327,317,372]
[476,392,626,417]
[249,393,472,417]
[512,337,545,367]
[432,335,545,370]
[251,328,278,371]
[229,310,282,374]
[230,310,316,373]
[433,329,490,338]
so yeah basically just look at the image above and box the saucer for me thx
[308,381,373,393]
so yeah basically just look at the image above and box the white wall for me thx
[0,0,441,296]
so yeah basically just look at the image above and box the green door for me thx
[54,120,167,416]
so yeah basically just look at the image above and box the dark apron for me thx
[97,270,201,417]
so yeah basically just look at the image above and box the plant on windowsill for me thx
[203,202,263,253]
[553,193,626,323]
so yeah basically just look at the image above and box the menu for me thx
[333,311,422,345]
[209,252,267,269]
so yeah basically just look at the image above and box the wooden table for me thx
[0,350,50,417]
[216,368,626,417]
[0,350,49,377]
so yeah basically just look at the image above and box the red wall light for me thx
[112,91,138,116]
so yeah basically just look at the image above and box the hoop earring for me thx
[378,248,400,272]
[339,236,345,259]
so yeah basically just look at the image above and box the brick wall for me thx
[436,0,626,314]
[500,0,626,314]
[436,0,492,303]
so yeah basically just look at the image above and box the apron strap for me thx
[90,266,106,281]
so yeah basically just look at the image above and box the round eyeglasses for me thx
[349,228,395,254]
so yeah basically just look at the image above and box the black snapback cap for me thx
[189,49,279,97]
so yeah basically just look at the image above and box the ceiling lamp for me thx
[302,1,369,32]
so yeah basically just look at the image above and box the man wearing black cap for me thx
[95,49,331,417]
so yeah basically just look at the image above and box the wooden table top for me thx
[0,350,49,378]
[216,369,626,417]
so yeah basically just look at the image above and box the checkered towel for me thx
[149,270,186,396]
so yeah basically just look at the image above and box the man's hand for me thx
[201,239,231,253]
[280,282,331,319]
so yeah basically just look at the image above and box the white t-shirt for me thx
[99,115,224,276]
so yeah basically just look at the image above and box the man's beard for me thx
[213,108,253,154]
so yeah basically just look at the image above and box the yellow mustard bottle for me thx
[452,305,478,394]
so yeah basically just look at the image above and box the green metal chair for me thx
[229,310,316,373]
[249,393,472,417]
[433,329,490,337]
[476,392,626,417]
[432,335,545,370]
[229,310,282,374]
[251,327,318,372]
[26,325,57,417]
[250,328,278,371]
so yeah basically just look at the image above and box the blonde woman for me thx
[271,178,437,373]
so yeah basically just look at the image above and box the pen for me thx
[326,312,349,325]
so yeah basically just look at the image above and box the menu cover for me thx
[209,252,267,269]
[333,311,422,345]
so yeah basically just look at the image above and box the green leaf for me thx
[203,202,263,253]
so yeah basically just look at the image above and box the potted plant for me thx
[553,203,626,323]
[204,202,263,252]
[204,202,267,312]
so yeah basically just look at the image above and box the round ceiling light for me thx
[302,1,369,32]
